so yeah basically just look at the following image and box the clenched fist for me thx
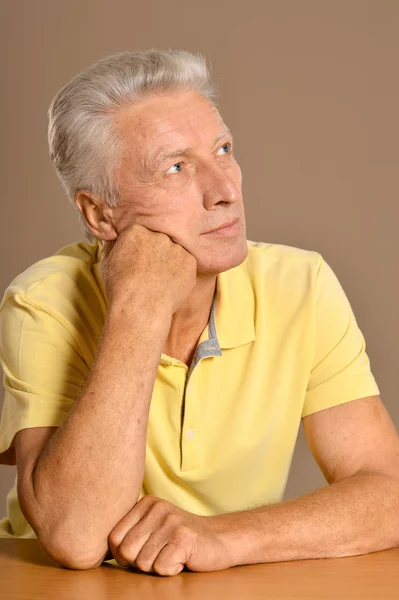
[99,224,198,316]
[107,495,233,576]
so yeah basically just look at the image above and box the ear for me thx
[74,191,118,241]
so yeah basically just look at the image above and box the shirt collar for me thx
[214,251,255,349]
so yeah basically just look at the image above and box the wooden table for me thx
[1,539,398,599]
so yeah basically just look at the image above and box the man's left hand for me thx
[108,495,233,576]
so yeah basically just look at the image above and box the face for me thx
[110,90,248,275]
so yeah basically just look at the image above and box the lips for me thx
[205,217,239,234]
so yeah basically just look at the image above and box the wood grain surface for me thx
[0,539,398,599]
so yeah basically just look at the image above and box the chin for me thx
[195,236,249,275]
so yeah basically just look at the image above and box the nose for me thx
[201,162,241,210]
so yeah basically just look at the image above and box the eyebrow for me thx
[149,128,231,172]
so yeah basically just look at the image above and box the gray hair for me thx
[48,49,218,243]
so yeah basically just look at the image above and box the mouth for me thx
[202,217,240,237]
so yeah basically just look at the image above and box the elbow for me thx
[33,515,109,570]
[17,492,107,570]
[17,477,109,570]
[56,553,106,571]
[39,534,109,570]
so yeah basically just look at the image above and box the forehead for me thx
[115,90,225,150]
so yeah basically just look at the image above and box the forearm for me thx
[214,472,399,566]
[27,304,170,565]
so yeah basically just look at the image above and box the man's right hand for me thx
[99,224,198,316]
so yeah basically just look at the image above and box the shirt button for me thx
[187,429,195,439]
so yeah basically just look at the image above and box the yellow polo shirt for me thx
[0,239,380,538]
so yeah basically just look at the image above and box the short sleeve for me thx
[302,255,380,418]
[0,293,90,464]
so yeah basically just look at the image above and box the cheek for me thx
[144,193,197,233]
[157,181,200,216]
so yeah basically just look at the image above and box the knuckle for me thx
[175,523,192,537]
[187,253,197,267]
[136,556,152,572]
[173,524,194,545]
[148,497,167,512]
[164,512,180,527]
[125,224,143,241]
[140,494,157,504]
[148,504,166,521]
[156,565,181,577]
[108,530,122,548]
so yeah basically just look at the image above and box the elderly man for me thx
[0,49,398,576]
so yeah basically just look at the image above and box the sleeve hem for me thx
[301,381,380,418]
[0,395,72,465]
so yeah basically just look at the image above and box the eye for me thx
[217,142,232,155]
[166,162,183,174]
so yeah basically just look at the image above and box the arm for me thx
[95,396,399,575]
[215,469,399,567]
[17,302,171,569]
[214,395,399,566]
[15,224,197,570]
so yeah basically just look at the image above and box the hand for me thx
[99,224,198,315]
[107,495,233,576]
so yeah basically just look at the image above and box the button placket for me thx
[180,285,221,471]
[180,363,202,471]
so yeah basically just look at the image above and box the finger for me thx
[98,242,115,282]
[108,500,150,563]
[152,540,187,577]
[131,529,169,573]
[113,524,154,568]
[100,239,116,263]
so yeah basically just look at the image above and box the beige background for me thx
[0,0,398,516]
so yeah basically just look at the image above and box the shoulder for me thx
[246,238,320,263]
[0,240,102,310]
[0,240,106,348]
[245,239,322,291]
